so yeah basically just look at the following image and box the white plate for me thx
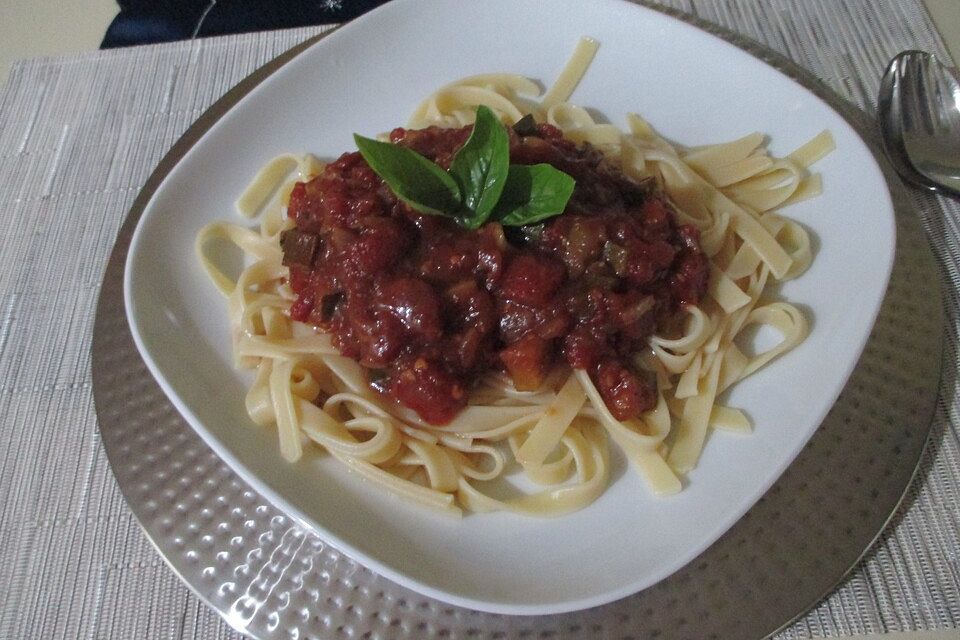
[124,0,896,616]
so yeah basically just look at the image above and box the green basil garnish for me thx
[449,105,509,229]
[354,107,575,228]
[493,164,576,226]
[353,134,462,216]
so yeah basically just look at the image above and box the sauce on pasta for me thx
[282,122,709,425]
[196,37,834,515]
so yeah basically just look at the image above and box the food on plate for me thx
[196,38,834,516]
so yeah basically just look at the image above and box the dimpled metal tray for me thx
[91,5,944,639]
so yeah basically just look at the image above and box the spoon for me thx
[878,50,960,198]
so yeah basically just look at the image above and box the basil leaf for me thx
[448,105,509,229]
[493,164,576,226]
[353,134,462,216]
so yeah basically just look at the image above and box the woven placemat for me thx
[1,1,958,638]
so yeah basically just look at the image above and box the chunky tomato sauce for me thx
[282,123,708,425]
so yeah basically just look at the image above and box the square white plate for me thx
[124,0,895,615]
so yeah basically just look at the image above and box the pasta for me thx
[196,38,833,517]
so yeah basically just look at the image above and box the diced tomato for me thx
[376,278,442,341]
[595,359,655,421]
[499,334,552,391]
[391,358,466,425]
[562,327,604,372]
[670,251,710,306]
[289,295,314,322]
[500,254,565,306]
[641,197,670,231]
[287,182,306,219]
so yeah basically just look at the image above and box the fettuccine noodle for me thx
[196,38,833,516]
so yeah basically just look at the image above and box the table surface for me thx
[1,1,959,639]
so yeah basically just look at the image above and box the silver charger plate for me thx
[91,4,944,638]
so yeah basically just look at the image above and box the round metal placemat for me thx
[92,6,943,639]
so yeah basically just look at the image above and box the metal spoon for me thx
[878,50,960,198]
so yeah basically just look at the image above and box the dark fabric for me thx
[101,0,391,48]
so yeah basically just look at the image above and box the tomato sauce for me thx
[282,123,709,425]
